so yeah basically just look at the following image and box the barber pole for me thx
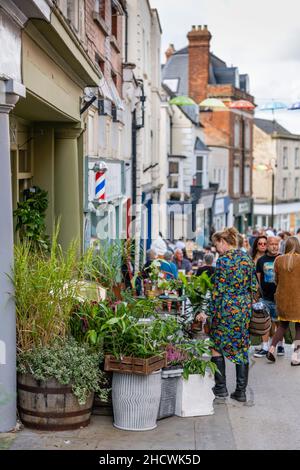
[95,171,105,200]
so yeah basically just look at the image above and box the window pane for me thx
[168,175,179,189]
[196,173,202,186]
[196,156,203,171]
[169,162,179,174]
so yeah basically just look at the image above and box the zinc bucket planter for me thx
[112,370,162,431]
[175,372,215,417]
[157,368,183,420]
[18,374,94,431]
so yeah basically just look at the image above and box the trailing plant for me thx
[13,186,49,250]
[17,338,108,405]
[90,240,124,291]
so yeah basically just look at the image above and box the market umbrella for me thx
[228,100,255,110]
[169,95,196,106]
[288,102,300,110]
[199,98,227,109]
[259,101,287,111]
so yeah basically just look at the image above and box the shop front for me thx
[84,157,126,248]
[233,199,253,233]
[213,196,231,231]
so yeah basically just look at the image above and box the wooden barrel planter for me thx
[17,374,94,431]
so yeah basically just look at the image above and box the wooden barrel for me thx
[17,373,94,431]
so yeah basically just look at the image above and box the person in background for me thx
[196,227,257,402]
[159,251,178,280]
[254,236,283,358]
[174,248,193,275]
[151,232,167,258]
[251,235,268,264]
[278,231,291,254]
[196,253,215,278]
[296,228,300,243]
[267,237,300,365]
[238,234,251,255]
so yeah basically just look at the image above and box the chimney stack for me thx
[187,25,212,104]
[165,43,176,62]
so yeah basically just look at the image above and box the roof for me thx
[162,45,250,96]
[195,137,210,152]
[254,118,292,136]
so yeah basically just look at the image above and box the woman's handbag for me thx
[249,301,272,336]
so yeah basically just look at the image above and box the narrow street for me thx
[3,345,299,451]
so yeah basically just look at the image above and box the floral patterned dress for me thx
[208,249,257,364]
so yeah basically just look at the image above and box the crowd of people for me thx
[122,225,300,403]
[196,226,300,403]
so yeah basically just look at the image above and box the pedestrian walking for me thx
[267,237,300,365]
[254,236,283,358]
[251,235,268,264]
[196,227,257,402]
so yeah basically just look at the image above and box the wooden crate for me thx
[104,353,167,375]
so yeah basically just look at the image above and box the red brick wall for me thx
[85,0,123,95]
[187,25,211,104]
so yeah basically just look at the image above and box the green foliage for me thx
[17,338,108,405]
[89,240,124,290]
[70,298,182,359]
[174,339,218,380]
[179,272,212,314]
[12,226,90,352]
[13,186,49,250]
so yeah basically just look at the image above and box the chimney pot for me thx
[192,25,196,30]
[198,25,202,30]
[204,25,208,30]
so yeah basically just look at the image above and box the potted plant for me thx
[12,231,108,430]
[174,339,218,417]
[76,299,181,431]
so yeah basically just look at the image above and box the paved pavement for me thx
[2,346,300,450]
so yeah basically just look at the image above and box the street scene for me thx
[1,0,300,456]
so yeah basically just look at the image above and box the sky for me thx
[150,0,300,106]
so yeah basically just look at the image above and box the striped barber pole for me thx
[95,171,105,200]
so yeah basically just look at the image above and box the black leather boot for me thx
[211,356,228,398]
[230,363,249,402]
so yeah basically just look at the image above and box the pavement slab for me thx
[4,346,300,450]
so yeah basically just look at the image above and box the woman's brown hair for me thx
[283,236,300,271]
[212,227,239,248]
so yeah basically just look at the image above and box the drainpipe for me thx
[124,6,128,63]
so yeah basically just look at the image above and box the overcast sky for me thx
[150,0,300,105]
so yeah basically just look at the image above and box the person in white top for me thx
[151,233,167,257]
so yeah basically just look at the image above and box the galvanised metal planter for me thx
[112,370,162,431]
[157,368,183,420]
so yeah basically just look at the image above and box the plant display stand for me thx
[112,370,162,431]
[104,353,167,375]
[175,373,215,417]
[157,368,183,420]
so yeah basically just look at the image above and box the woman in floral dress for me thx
[197,227,257,402]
